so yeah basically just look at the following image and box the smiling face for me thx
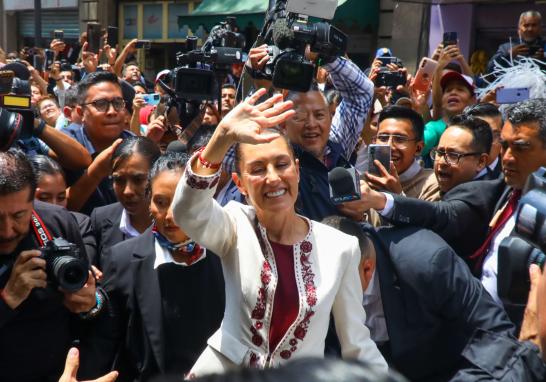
[376,118,423,174]
[112,153,151,217]
[501,121,546,190]
[149,170,189,244]
[35,173,67,208]
[233,137,299,218]
[284,91,331,159]
[38,99,61,126]
[441,80,475,118]
[434,126,486,193]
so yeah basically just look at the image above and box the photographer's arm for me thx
[39,121,92,170]
[326,57,374,159]
[519,264,542,349]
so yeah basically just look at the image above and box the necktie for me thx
[470,189,522,274]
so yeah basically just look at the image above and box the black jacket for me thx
[95,229,225,381]
[371,226,516,381]
[386,178,506,268]
[0,201,92,382]
[90,202,126,268]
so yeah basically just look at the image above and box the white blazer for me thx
[172,161,387,375]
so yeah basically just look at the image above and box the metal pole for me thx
[34,0,42,47]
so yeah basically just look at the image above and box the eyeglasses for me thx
[372,134,419,148]
[430,148,481,165]
[82,97,125,112]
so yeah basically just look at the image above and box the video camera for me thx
[41,237,89,292]
[155,16,244,128]
[0,70,34,151]
[498,167,546,306]
[256,0,348,92]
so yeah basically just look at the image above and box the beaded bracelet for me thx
[196,147,222,170]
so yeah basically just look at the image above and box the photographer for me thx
[244,44,374,221]
[0,150,103,381]
[488,11,545,70]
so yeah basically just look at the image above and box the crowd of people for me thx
[1,8,546,382]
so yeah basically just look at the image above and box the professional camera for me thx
[0,70,34,151]
[256,0,348,92]
[498,167,546,306]
[41,237,89,292]
[172,16,244,102]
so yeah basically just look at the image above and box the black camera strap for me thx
[30,210,53,247]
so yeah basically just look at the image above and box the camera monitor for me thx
[287,0,339,20]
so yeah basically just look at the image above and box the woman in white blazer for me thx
[172,89,387,377]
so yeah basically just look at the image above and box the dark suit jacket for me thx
[90,202,126,268]
[386,178,506,268]
[97,230,225,382]
[368,226,515,382]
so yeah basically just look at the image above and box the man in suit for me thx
[464,103,503,180]
[323,216,546,381]
[472,99,546,326]
[343,115,503,265]
[323,216,536,382]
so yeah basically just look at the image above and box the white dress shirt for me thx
[362,271,389,343]
[119,208,143,238]
[480,215,515,305]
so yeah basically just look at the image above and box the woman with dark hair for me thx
[99,152,224,380]
[172,89,387,376]
[30,155,98,264]
[90,136,160,267]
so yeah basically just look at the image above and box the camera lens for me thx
[50,256,88,292]
[0,107,24,151]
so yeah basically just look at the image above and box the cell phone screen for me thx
[107,26,118,48]
[443,32,458,46]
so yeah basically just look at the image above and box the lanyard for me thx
[30,210,53,247]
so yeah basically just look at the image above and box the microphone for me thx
[328,167,361,204]
[272,18,294,50]
[166,140,187,154]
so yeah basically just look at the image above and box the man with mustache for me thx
[0,150,99,381]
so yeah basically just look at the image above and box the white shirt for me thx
[153,239,207,269]
[118,208,143,238]
[398,159,421,183]
[476,157,500,179]
[362,271,389,343]
[480,215,515,305]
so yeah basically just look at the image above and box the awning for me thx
[191,0,349,16]
[396,0,530,3]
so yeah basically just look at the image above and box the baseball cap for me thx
[375,47,393,58]
[155,69,170,84]
[440,71,475,95]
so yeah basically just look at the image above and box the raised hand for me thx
[219,88,295,145]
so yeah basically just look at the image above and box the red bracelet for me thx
[197,147,222,170]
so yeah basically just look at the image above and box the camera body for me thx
[173,17,245,102]
[256,1,347,92]
[40,238,89,292]
[498,167,546,306]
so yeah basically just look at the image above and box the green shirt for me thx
[421,119,447,167]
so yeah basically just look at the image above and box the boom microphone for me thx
[166,140,187,154]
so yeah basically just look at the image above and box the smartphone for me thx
[378,56,395,66]
[375,70,406,89]
[43,49,55,71]
[33,55,42,71]
[443,32,458,47]
[368,144,391,176]
[142,93,161,106]
[107,26,118,48]
[413,57,438,92]
[53,30,64,41]
[87,22,102,54]
[497,88,530,104]
[135,40,151,49]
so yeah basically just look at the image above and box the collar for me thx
[119,208,143,238]
[475,157,499,179]
[363,270,380,304]
[153,238,207,269]
[152,224,205,267]
[398,159,421,183]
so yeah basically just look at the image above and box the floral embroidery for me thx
[185,162,220,190]
[249,352,260,368]
[276,239,317,360]
[249,260,271,349]
[209,176,220,189]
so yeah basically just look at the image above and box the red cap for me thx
[440,71,475,95]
